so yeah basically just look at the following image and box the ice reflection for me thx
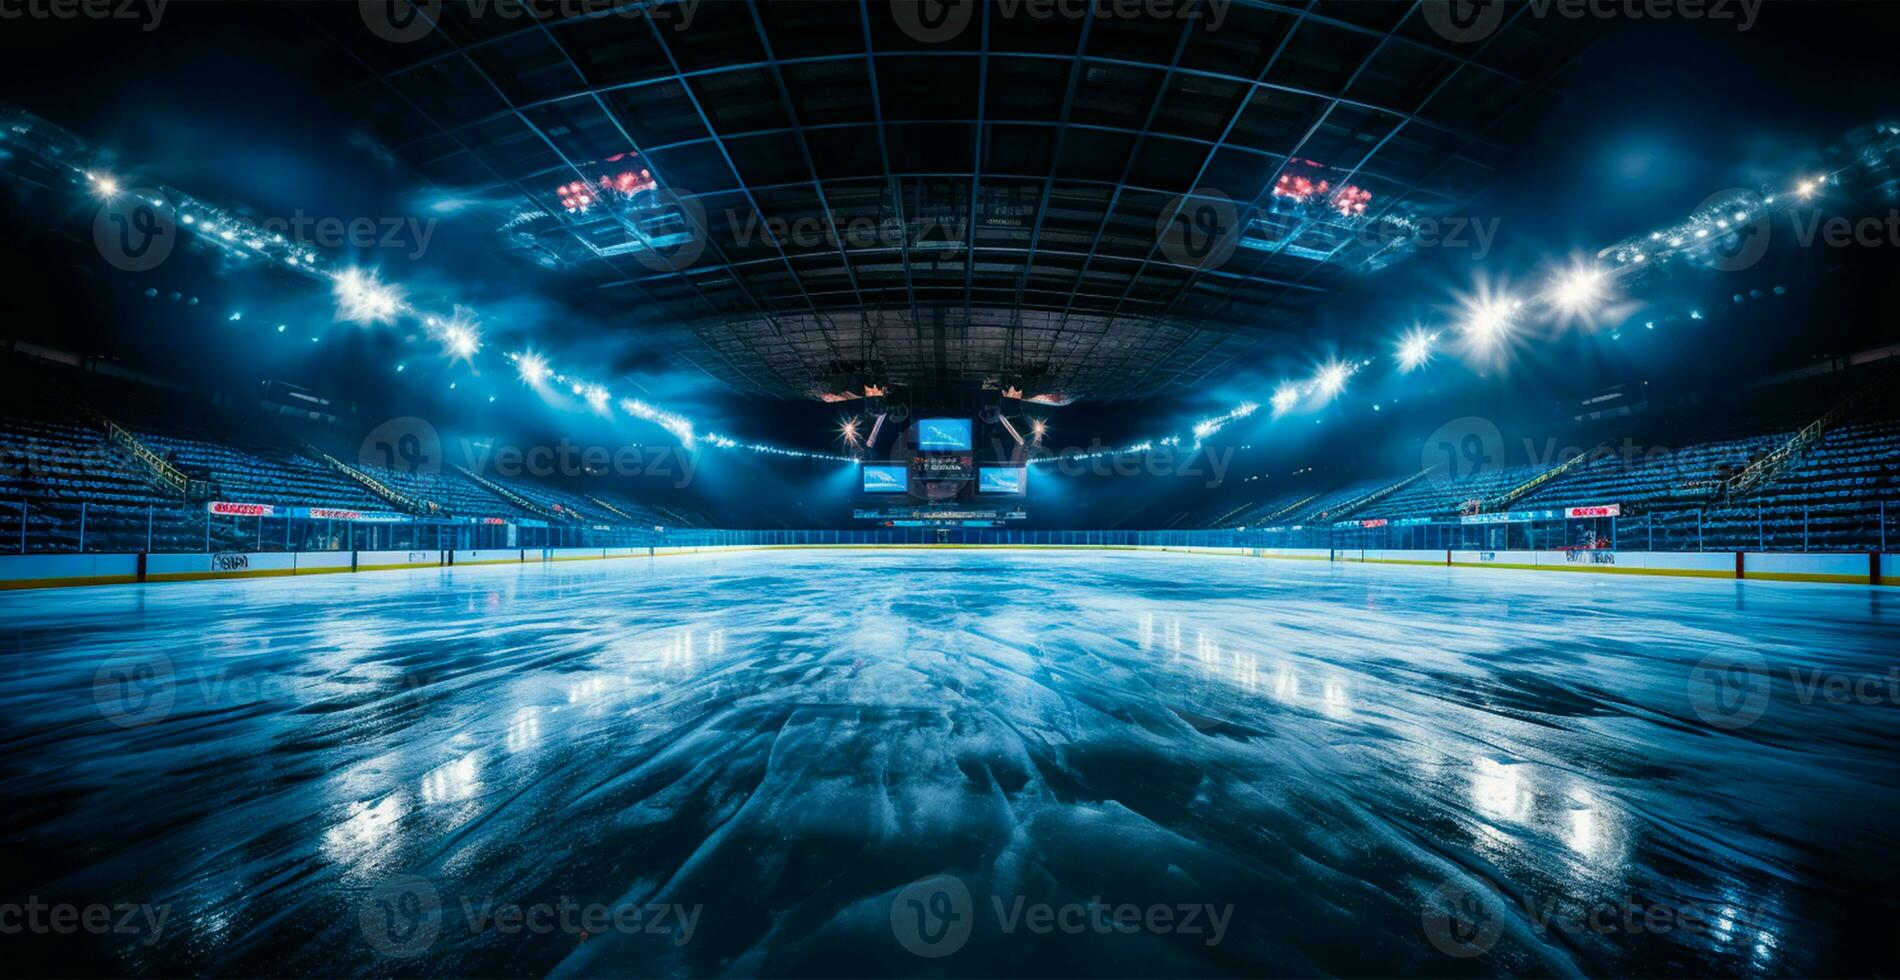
[663,627,727,666]
[1566,786,1602,857]
[1708,890,1784,971]
[319,793,406,877]
[1459,760,1632,877]
[420,751,483,804]
[566,674,625,709]
[1472,757,1533,822]
[1137,611,1355,720]
[1321,678,1351,719]
[505,707,542,753]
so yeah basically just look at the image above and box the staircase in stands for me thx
[1313,469,1436,522]
[1232,492,1320,528]
[588,495,638,523]
[304,445,426,514]
[85,408,193,499]
[1481,442,1608,513]
[453,465,558,521]
[1716,383,1871,502]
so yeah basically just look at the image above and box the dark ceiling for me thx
[311,0,1600,401]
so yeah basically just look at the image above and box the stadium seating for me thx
[139,430,389,512]
[0,415,184,552]
[1192,359,1898,549]
[348,461,527,520]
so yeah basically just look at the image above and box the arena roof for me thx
[315,0,1600,401]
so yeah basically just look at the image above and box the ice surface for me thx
[0,550,1894,976]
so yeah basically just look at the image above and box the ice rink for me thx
[1,549,1894,977]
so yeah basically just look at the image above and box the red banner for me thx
[1566,504,1621,518]
[1359,518,1388,528]
[207,501,276,517]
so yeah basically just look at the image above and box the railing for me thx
[1482,443,1606,513]
[588,494,637,523]
[454,464,557,520]
[3,499,1891,556]
[87,410,189,498]
[1230,492,1319,529]
[304,445,425,514]
[1312,469,1433,522]
[1719,393,1860,500]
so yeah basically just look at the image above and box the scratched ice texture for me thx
[0,549,1894,977]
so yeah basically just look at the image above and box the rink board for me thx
[0,544,1888,590]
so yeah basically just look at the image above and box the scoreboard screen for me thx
[978,467,1025,494]
[916,418,972,452]
[861,464,909,493]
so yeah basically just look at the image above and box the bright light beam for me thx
[332,268,404,325]
[1190,401,1258,446]
[621,398,696,448]
[1270,382,1301,416]
[443,323,479,358]
[1549,264,1610,320]
[1460,295,1522,351]
[515,351,550,386]
[1314,361,1352,397]
[1396,329,1438,372]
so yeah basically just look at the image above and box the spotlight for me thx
[1271,383,1301,415]
[583,385,610,412]
[1460,297,1521,350]
[443,323,479,358]
[1550,265,1608,318]
[333,268,403,325]
[621,398,697,448]
[1314,361,1351,397]
[1030,418,1048,442]
[516,352,550,385]
[840,417,861,446]
[87,172,119,197]
[1396,329,1437,371]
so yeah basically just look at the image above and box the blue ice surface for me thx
[0,549,1893,977]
